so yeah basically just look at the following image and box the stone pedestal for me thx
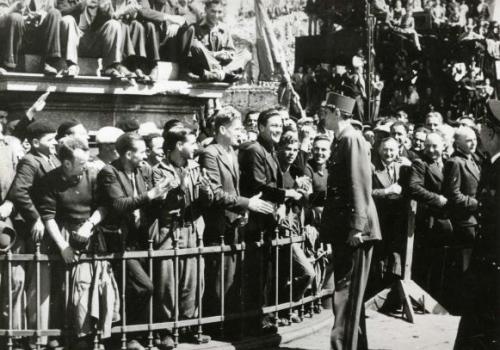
[0,71,229,131]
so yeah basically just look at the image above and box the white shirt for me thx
[491,151,500,164]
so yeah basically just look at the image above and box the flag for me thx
[255,0,284,81]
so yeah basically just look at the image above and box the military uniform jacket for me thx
[152,158,212,243]
[193,19,235,53]
[475,156,500,265]
[320,125,381,244]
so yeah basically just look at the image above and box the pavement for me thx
[276,309,460,350]
[179,309,460,350]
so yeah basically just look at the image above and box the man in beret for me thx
[88,126,124,171]
[320,93,381,350]
[8,120,60,348]
[55,119,89,142]
[454,100,500,349]
[117,117,140,134]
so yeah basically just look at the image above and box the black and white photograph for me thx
[0,0,498,349]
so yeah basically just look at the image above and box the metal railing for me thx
[0,226,333,350]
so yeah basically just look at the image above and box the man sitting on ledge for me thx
[57,0,134,78]
[178,0,251,83]
[0,0,70,75]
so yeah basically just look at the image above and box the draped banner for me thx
[255,0,284,81]
[488,0,500,22]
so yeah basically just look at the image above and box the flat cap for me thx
[0,220,16,252]
[138,122,162,137]
[95,126,124,144]
[117,117,140,132]
[26,120,56,140]
[486,100,500,128]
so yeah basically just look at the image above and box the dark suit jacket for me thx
[97,159,155,249]
[8,150,60,225]
[408,155,447,213]
[442,150,480,228]
[408,154,452,242]
[372,160,409,250]
[199,142,248,244]
[239,136,286,239]
[320,125,381,244]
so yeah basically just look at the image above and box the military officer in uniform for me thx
[320,93,381,350]
[454,100,500,350]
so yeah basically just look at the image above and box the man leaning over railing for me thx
[38,136,118,349]
[7,121,60,349]
[97,133,171,350]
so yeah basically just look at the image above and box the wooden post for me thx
[365,200,448,323]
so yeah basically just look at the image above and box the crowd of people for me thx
[0,0,250,83]
[295,0,499,125]
[0,85,498,350]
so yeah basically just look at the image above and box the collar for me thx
[491,152,500,164]
[335,124,355,142]
[311,161,326,173]
[257,135,276,153]
[198,18,218,30]
[158,158,198,172]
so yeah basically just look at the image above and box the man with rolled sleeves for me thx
[454,100,500,350]
[320,93,381,350]
[7,121,60,348]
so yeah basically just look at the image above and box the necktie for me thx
[130,174,141,228]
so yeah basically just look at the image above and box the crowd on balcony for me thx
[0,0,250,83]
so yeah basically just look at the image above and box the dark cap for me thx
[323,92,355,116]
[56,120,80,140]
[486,100,500,128]
[26,120,56,141]
[117,117,140,133]
[0,220,16,252]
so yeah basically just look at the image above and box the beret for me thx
[95,126,124,144]
[56,120,80,140]
[26,120,56,140]
[117,117,140,132]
